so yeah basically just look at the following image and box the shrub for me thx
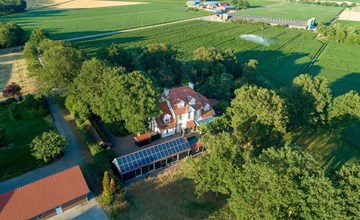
[29,131,67,163]
[9,102,21,121]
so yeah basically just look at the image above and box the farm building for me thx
[150,82,217,138]
[112,136,204,181]
[0,166,90,220]
[230,14,315,30]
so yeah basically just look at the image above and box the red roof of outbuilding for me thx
[136,133,151,142]
[0,166,90,220]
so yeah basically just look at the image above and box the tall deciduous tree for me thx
[97,43,135,71]
[136,43,183,87]
[38,40,85,94]
[229,85,288,150]
[292,74,332,127]
[0,22,26,48]
[29,29,49,45]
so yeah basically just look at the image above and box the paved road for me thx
[0,100,84,194]
[49,197,108,220]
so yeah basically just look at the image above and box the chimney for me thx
[164,88,169,96]
[188,82,194,90]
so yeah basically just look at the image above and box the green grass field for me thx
[120,164,225,219]
[234,3,344,22]
[78,20,323,87]
[334,20,360,33]
[248,0,283,7]
[0,0,209,39]
[308,42,360,96]
[0,102,52,181]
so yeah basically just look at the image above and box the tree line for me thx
[187,74,360,219]
[23,30,260,133]
[317,21,360,45]
[0,0,26,16]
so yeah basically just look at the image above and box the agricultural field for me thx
[248,0,283,7]
[334,20,360,32]
[0,52,37,100]
[234,3,344,22]
[78,20,323,87]
[308,42,360,96]
[0,101,52,181]
[120,164,225,219]
[0,0,209,40]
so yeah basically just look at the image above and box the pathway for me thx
[0,100,84,194]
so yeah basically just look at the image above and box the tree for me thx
[2,82,21,99]
[0,128,5,143]
[229,85,288,150]
[232,0,250,9]
[329,90,360,129]
[185,132,242,197]
[102,171,111,196]
[242,59,258,82]
[29,131,67,163]
[97,43,135,71]
[0,22,26,48]
[0,0,26,16]
[37,40,85,94]
[29,29,49,45]
[136,43,183,87]
[292,74,332,127]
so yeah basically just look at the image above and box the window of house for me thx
[166,129,168,134]
[190,98,196,105]
[204,104,209,112]
[178,100,185,109]
[179,115,182,121]
[37,214,44,219]
[188,112,191,119]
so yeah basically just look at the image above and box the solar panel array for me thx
[113,137,190,174]
[196,116,216,126]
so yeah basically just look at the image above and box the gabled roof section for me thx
[162,86,216,116]
[0,166,89,220]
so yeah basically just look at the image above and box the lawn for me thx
[0,101,53,180]
[78,20,323,88]
[234,3,344,22]
[0,0,209,40]
[291,129,360,170]
[248,0,283,7]
[119,164,226,220]
[308,42,360,96]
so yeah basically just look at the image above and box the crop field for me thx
[308,42,360,96]
[0,52,37,100]
[234,3,344,22]
[0,0,209,40]
[79,20,323,87]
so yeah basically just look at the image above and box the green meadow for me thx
[234,3,344,22]
[0,0,209,39]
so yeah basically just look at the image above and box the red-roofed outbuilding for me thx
[0,165,90,220]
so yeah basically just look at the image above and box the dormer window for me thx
[163,114,171,123]
[178,100,185,109]
[189,98,196,105]
[204,104,210,112]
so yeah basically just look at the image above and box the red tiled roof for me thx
[201,109,216,119]
[0,166,89,220]
[187,120,196,128]
[162,86,215,116]
[136,133,151,142]
[191,142,204,150]
[155,116,176,131]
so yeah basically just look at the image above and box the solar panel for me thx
[113,137,191,174]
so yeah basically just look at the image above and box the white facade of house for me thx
[152,83,216,138]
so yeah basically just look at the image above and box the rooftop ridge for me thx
[10,165,80,193]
